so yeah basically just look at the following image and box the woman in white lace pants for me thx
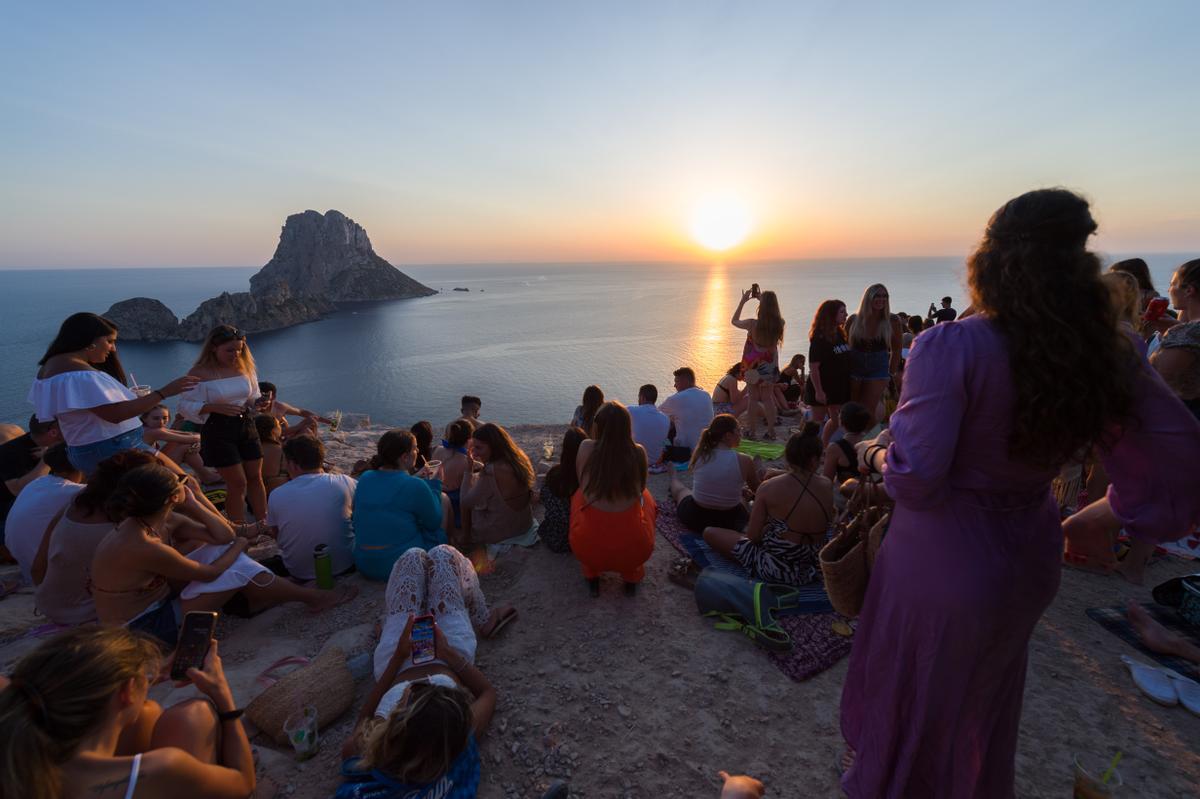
[374,545,516,681]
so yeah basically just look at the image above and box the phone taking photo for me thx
[171,611,218,680]
[411,614,436,665]
[751,283,761,299]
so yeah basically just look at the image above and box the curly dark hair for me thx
[968,188,1135,467]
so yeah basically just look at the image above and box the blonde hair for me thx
[1102,271,1141,326]
[359,682,473,784]
[848,284,893,349]
[192,325,257,375]
[752,291,785,348]
[0,627,162,799]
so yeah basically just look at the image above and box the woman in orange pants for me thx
[570,401,656,597]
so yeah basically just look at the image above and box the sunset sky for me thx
[2,1,1196,268]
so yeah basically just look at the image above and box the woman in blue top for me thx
[352,430,449,581]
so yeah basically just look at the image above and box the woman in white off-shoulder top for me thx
[177,325,268,528]
[29,313,200,476]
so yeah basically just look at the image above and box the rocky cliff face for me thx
[104,210,435,341]
[103,298,182,341]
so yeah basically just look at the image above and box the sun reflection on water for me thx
[686,265,741,391]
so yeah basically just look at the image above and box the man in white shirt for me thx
[627,384,671,462]
[657,367,714,458]
[4,444,83,584]
[265,436,356,581]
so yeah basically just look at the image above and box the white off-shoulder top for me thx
[27,370,140,446]
[177,371,260,424]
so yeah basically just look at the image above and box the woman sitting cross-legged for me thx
[538,426,586,554]
[140,404,221,484]
[0,626,256,799]
[460,424,535,546]
[570,402,656,597]
[669,414,759,534]
[704,422,833,586]
[353,430,452,580]
[338,545,515,798]
[91,463,354,646]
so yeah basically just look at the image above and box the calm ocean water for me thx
[0,256,1187,428]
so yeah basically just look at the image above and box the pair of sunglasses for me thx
[212,326,246,343]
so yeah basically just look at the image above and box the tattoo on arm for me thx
[91,776,130,796]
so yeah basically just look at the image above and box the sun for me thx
[689,194,753,252]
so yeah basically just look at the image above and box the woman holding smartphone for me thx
[0,626,256,799]
[177,325,266,530]
[732,287,786,439]
[338,546,515,795]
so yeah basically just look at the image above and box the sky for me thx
[1,1,1197,268]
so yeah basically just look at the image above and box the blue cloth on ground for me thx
[335,734,480,798]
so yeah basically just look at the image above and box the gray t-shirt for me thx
[266,472,356,580]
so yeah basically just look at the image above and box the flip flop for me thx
[1162,668,1200,717]
[1121,655,1178,706]
[483,606,518,639]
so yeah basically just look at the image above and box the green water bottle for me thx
[313,544,333,589]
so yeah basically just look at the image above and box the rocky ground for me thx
[1,422,1198,797]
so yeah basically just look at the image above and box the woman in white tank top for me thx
[669,414,760,534]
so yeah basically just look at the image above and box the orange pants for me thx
[569,489,656,582]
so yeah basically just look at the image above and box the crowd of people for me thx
[1,187,1200,797]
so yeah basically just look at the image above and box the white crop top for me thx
[27,370,140,446]
[691,447,745,509]
[177,372,260,423]
[374,673,459,719]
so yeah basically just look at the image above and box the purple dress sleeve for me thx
[1101,356,1200,543]
[882,323,970,510]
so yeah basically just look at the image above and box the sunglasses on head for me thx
[212,327,245,343]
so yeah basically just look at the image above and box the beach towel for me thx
[656,496,851,682]
[1085,603,1200,683]
[485,519,540,561]
[736,440,785,461]
[180,543,275,600]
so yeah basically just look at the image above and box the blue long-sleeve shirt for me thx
[351,470,445,580]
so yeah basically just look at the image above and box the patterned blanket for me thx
[657,499,852,682]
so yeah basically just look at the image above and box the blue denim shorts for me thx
[852,350,891,381]
[67,426,155,476]
[127,598,181,648]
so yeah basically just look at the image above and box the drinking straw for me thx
[1101,751,1123,784]
[128,372,137,388]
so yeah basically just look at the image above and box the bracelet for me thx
[217,707,245,722]
[152,389,165,401]
[865,445,887,473]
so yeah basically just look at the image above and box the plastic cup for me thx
[421,460,443,481]
[283,705,319,760]
[1073,754,1122,798]
[132,385,152,398]
[542,439,554,460]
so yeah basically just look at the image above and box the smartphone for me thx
[751,283,760,299]
[171,611,218,680]
[411,614,436,665]
[1143,296,1170,322]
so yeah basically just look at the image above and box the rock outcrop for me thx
[103,298,181,341]
[104,210,435,341]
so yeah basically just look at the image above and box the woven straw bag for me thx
[245,646,355,745]
[820,481,890,618]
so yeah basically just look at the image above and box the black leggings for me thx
[676,495,749,534]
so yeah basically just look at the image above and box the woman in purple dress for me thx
[840,189,1200,797]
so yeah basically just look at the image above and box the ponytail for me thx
[103,464,181,522]
[691,414,739,467]
[370,430,415,470]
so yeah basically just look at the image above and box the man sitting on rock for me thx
[257,381,332,440]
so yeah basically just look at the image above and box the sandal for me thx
[481,605,518,638]
[668,558,701,590]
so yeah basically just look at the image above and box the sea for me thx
[0,255,1187,429]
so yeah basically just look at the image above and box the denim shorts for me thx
[127,598,181,648]
[852,350,891,381]
[68,426,155,476]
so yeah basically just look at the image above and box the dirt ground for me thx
[1,422,1197,798]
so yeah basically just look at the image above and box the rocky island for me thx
[104,210,436,341]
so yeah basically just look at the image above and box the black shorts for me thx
[676,494,749,534]
[200,413,263,469]
[803,377,850,408]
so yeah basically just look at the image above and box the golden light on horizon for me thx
[688,194,753,252]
